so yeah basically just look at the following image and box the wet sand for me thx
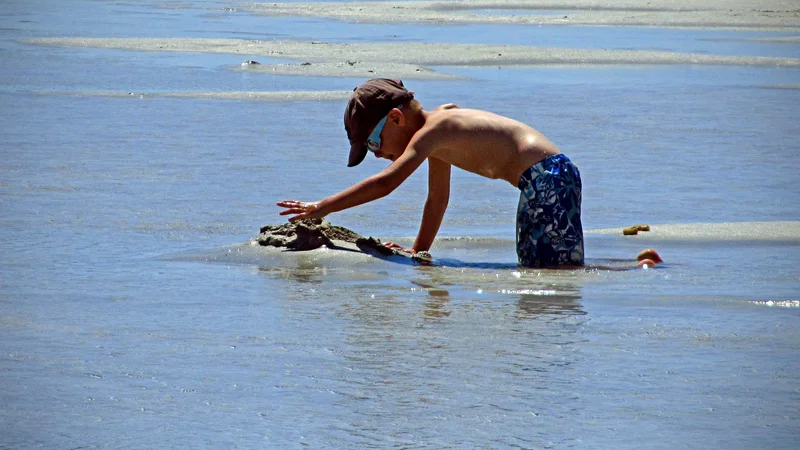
[38,90,352,101]
[243,0,800,30]
[587,221,800,241]
[170,222,800,273]
[763,84,800,89]
[26,37,800,80]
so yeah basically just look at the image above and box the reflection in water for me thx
[257,265,326,284]
[423,296,451,319]
[410,275,453,319]
[255,250,587,320]
[324,271,588,447]
[516,292,585,318]
[411,265,586,318]
[433,258,520,270]
[248,250,592,447]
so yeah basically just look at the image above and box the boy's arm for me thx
[278,141,433,221]
[411,157,451,252]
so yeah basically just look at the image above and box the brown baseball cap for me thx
[344,78,415,167]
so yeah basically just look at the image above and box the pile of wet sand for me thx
[253,218,434,263]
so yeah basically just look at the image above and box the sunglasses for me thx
[365,105,402,154]
[365,115,388,154]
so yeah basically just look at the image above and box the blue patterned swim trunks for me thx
[516,154,584,267]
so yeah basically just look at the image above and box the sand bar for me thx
[762,84,800,89]
[587,221,800,242]
[243,0,800,30]
[751,36,800,42]
[37,90,352,101]
[241,61,462,80]
[26,38,800,79]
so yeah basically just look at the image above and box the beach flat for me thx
[242,0,800,30]
[27,37,800,80]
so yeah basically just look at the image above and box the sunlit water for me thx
[1,0,799,448]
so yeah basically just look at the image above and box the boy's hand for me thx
[384,241,416,254]
[277,200,324,222]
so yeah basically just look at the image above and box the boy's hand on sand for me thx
[384,242,416,254]
[277,200,323,222]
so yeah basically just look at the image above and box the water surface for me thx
[1,0,798,448]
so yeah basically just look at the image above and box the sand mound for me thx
[254,218,387,251]
[252,218,434,263]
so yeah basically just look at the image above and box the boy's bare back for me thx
[421,106,561,186]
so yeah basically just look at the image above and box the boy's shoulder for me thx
[420,104,462,131]
[412,104,483,151]
[423,104,489,131]
[433,103,460,112]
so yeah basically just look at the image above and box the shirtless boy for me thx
[278,78,660,268]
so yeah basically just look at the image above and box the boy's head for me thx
[344,78,417,167]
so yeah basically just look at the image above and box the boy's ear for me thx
[388,107,406,126]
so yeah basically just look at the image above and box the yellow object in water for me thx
[623,224,651,235]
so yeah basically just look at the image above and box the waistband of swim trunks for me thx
[517,154,571,190]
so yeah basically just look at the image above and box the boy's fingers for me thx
[277,200,320,222]
[280,209,308,216]
[384,242,415,254]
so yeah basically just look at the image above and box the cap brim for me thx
[347,142,368,167]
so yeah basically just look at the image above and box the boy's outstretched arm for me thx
[277,142,431,221]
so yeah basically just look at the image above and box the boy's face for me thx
[368,107,408,163]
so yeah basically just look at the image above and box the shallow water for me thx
[1,0,799,448]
